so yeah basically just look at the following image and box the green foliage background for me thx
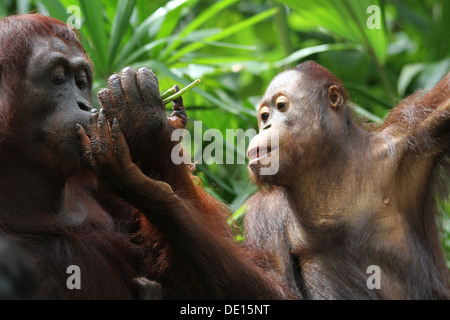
[1,0,449,267]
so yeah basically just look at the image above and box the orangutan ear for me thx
[328,85,344,110]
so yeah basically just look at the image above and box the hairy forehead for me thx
[265,70,301,97]
[27,36,93,76]
[259,70,303,108]
[30,36,84,60]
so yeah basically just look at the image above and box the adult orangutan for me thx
[244,60,450,299]
[0,14,292,299]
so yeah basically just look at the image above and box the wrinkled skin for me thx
[16,36,93,176]
[97,68,188,184]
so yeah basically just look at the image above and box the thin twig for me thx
[163,79,201,104]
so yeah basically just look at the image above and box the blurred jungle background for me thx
[1,0,449,266]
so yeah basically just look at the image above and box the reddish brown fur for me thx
[0,14,291,300]
[295,61,349,104]
[380,74,449,131]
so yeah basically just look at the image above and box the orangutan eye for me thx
[276,96,289,111]
[260,106,270,123]
[51,66,66,85]
[75,70,88,90]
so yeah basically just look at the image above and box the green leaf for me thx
[166,7,278,64]
[36,0,68,21]
[278,0,387,64]
[17,0,30,14]
[345,82,392,109]
[0,0,12,16]
[397,63,424,96]
[124,29,221,65]
[274,43,364,68]
[153,0,185,42]
[228,203,248,226]
[347,101,382,123]
[115,0,189,67]
[197,163,235,195]
[108,0,136,70]
[160,0,240,61]
[79,0,109,75]
[229,183,258,213]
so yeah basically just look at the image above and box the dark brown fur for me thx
[245,60,450,299]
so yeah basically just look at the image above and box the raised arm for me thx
[417,95,450,149]
[379,72,450,155]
